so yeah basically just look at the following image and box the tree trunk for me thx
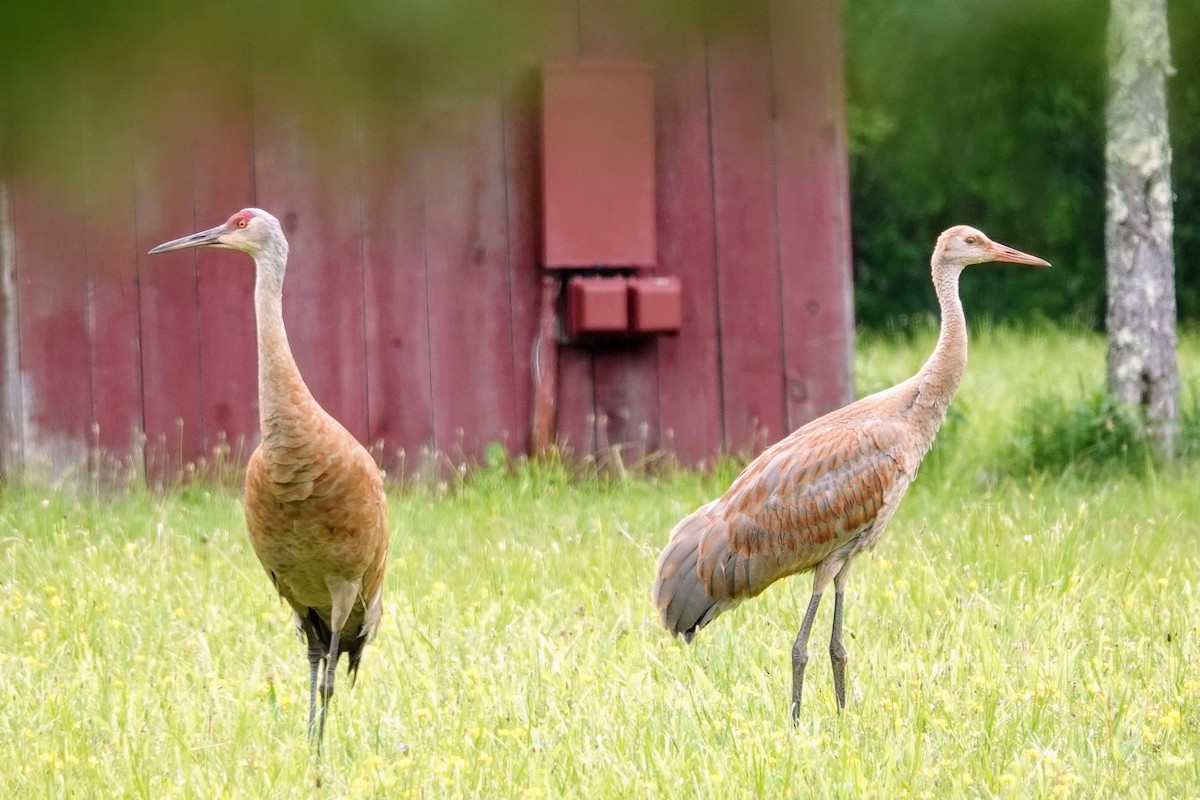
[1105,0,1178,457]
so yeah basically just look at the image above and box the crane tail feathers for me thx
[344,587,380,688]
[652,502,740,641]
[345,638,367,687]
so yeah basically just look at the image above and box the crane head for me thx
[934,225,1050,270]
[148,208,284,257]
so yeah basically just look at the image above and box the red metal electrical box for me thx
[566,276,629,337]
[628,276,682,334]
[542,61,656,269]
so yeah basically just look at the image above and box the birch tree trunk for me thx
[1105,0,1178,457]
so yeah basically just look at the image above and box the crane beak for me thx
[987,241,1051,268]
[148,224,228,255]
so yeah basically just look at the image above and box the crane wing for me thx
[700,416,910,601]
[655,412,914,639]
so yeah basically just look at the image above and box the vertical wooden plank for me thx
[359,106,436,471]
[527,276,559,454]
[501,61,547,460]
[192,90,259,466]
[0,183,22,476]
[11,182,92,478]
[589,338,660,467]
[135,112,205,481]
[771,0,854,429]
[653,42,723,467]
[253,107,370,446]
[423,93,518,463]
[577,0,661,466]
[555,344,597,458]
[84,140,143,472]
[707,0,786,454]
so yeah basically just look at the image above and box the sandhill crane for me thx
[150,208,389,749]
[652,225,1049,720]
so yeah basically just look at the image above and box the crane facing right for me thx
[652,225,1050,722]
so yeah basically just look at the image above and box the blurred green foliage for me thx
[846,0,1198,328]
[0,0,553,183]
[0,0,731,186]
[1001,380,1200,475]
[1004,386,1156,476]
[845,0,1106,326]
[1167,0,1200,326]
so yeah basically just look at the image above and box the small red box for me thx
[628,276,682,334]
[567,276,629,336]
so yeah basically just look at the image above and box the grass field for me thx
[2,324,1199,798]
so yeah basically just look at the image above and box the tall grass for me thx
[1,324,1198,798]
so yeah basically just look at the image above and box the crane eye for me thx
[237,218,248,229]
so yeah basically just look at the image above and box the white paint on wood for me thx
[0,183,24,477]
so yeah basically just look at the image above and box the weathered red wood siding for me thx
[85,140,143,474]
[359,109,436,468]
[773,0,855,431]
[13,184,91,473]
[0,0,852,481]
[193,95,258,466]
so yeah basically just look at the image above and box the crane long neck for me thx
[253,240,313,429]
[911,262,968,428]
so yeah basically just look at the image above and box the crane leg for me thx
[307,642,323,740]
[829,566,851,712]
[315,578,361,750]
[790,591,823,723]
[295,613,324,742]
[315,627,342,750]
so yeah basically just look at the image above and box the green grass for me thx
[2,324,1200,798]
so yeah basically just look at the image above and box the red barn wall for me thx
[0,0,852,481]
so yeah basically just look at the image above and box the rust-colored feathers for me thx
[150,208,389,746]
[244,401,389,682]
[653,393,915,640]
